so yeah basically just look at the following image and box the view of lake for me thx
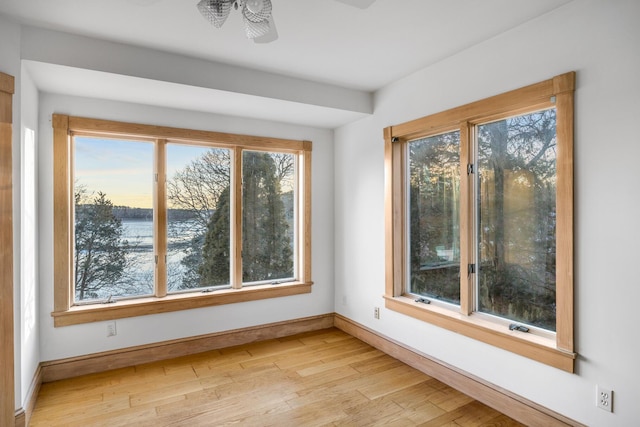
[117,218,208,295]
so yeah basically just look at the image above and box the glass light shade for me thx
[243,14,270,38]
[197,0,232,28]
[245,0,265,14]
[242,0,271,23]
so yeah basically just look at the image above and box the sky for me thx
[74,137,213,209]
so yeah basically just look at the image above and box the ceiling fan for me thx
[196,0,376,43]
[197,0,276,43]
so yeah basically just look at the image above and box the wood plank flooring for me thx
[29,328,525,426]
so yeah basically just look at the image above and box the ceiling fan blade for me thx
[253,16,278,43]
[334,0,376,9]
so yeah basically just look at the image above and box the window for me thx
[384,72,575,372]
[53,115,312,326]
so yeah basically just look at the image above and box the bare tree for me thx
[167,148,231,229]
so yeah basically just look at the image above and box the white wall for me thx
[334,0,640,425]
[37,93,335,361]
[19,64,40,408]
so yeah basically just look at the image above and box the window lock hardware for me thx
[391,137,400,143]
[467,163,475,175]
[414,297,431,304]
[202,288,214,293]
[467,263,476,276]
[103,295,116,304]
[509,323,530,333]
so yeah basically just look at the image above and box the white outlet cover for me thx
[107,321,117,337]
[596,385,613,412]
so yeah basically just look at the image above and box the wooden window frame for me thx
[383,72,575,372]
[0,71,15,427]
[52,115,312,327]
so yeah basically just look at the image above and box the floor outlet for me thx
[107,321,117,337]
[374,307,380,319]
[596,385,613,412]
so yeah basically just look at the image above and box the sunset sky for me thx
[74,137,212,208]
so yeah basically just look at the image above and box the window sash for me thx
[72,136,156,303]
[472,109,558,331]
[405,130,462,307]
[241,149,298,286]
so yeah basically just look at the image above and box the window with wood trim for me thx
[384,72,575,372]
[52,115,312,326]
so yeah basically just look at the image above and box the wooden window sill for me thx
[52,282,313,327]
[384,295,576,373]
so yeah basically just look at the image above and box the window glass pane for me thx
[166,145,231,291]
[74,137,154,302]
[477,109,557,330]
[408,131,461,304]
[242,151,295,284]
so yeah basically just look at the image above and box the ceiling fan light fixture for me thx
[197,0,232,28]
[196,0,374,41]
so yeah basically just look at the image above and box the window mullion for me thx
[231,147,243,289]
[155,139,167,297]
[459,122,474,315]
[396,141,407,297]
[301,148,312,284]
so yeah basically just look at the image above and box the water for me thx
[122,218,203,249]
[111,219,206,297]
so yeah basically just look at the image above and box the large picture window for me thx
[53,116,312,326]
[384,72,575,372]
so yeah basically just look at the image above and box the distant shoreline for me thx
[76,205,210,222]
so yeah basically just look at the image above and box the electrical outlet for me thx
[596,385,613,412]
[106,321,117,337]
[374,307,380,319]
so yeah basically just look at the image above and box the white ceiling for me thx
[0,0,572,127]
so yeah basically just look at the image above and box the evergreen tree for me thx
[198,151,293,285]
[74,190,128,300]
[199,186,231,285]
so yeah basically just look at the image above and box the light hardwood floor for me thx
[30,328,525,426]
